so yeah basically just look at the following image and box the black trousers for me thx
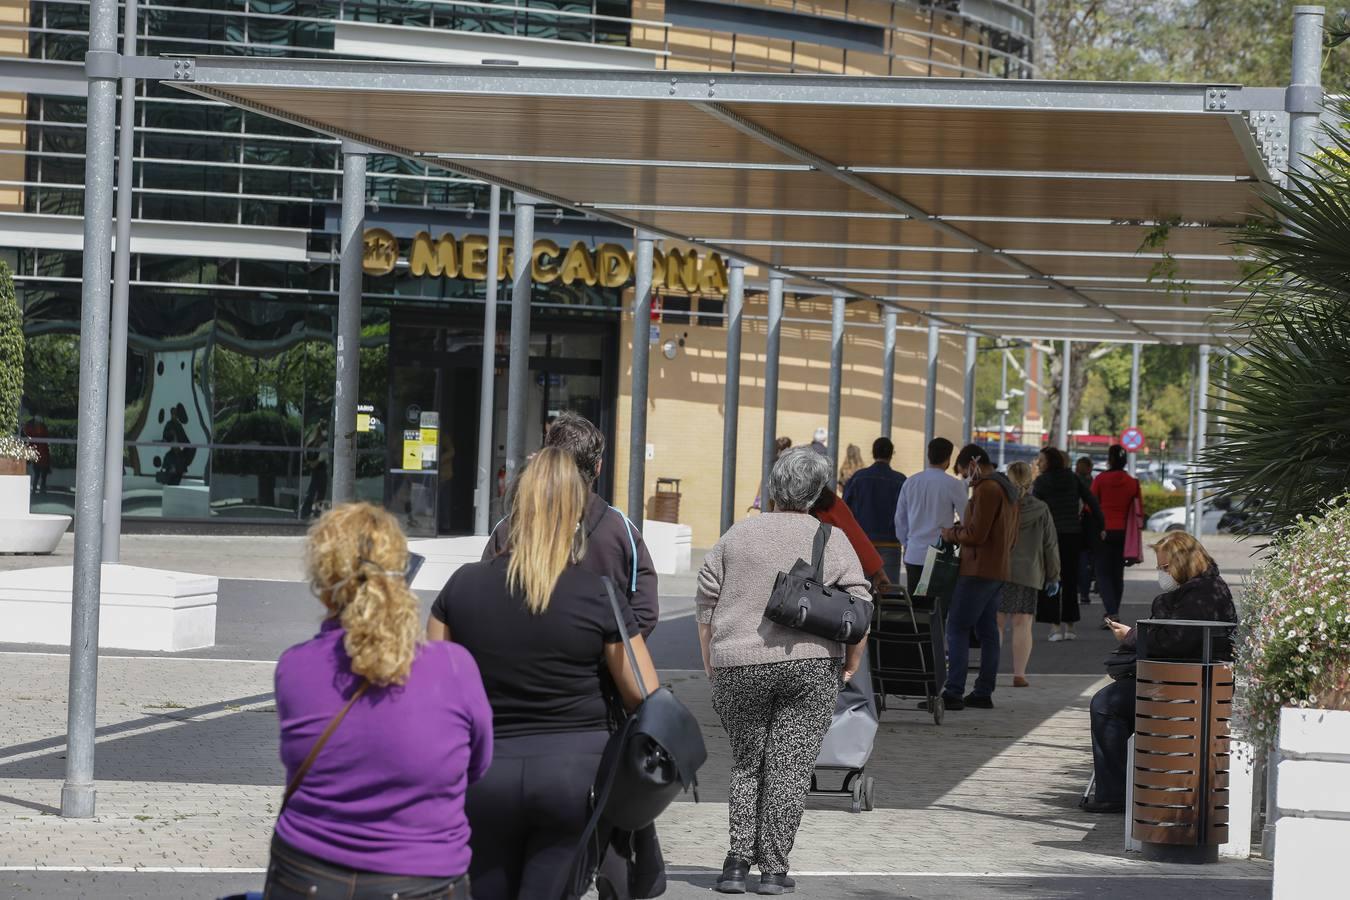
[905,563,925,597]
[1095,530,1127,617]
[264,834,467,899]
[1041,531,1082,625]
[1090,676,1136,804]
[466,731,607,900]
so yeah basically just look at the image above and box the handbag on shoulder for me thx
[763,522,873,645]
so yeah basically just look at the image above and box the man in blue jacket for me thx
[843,437,907,583]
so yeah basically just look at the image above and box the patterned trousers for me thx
[710,658,841,874]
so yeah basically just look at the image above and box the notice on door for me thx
[419,411,439,466]
[402,430,422,470]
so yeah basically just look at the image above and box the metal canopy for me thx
[167,57,1285,344]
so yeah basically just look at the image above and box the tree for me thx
[0,261,21,436]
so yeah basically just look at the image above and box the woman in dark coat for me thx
[1032,447,1101,642]
[1083,531,1237,813]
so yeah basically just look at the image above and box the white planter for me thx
[1273,707,1350,899]
[0,473,69,554]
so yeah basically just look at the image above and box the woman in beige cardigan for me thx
[1001,461,1061,687]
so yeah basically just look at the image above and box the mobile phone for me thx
[405,552,426,584]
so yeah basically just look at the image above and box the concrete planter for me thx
[0,473,69,554]
[1273,707,1350,898]
[0,457,25,476]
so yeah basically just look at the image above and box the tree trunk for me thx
[1045,342,1097,450]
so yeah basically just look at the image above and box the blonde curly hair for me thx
[305,502,421,686]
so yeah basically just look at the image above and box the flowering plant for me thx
[0,434,38,463]
[1235,495,1350,748]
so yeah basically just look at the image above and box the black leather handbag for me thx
[763,522,873,645]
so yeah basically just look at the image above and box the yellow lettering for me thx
[461,234,489,279]
[531,239,561,283]
[409,231,459,279]
[698,252,729,295]
[664,248,700,293]
[559,241,598,286]
[595,243,632,288]
[361,228,398,276]
[498,238,514,281]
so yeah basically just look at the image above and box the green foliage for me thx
[1235,496,1350,747]
[23,333,80,420]
[0,261,21,436]
[1202,99,1350,533]
[1141,483,1184,519]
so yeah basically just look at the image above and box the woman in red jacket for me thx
[1090,445,1142,622]
[811,488,890,592]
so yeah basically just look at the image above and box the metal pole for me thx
[331,143,366,505]
[1058,339,1072,453]
[1191,344,1211,535]
[503,193,536,489]
[474,185,501,535]
[880,308,897,440]
[998,347,1008,468]
[1022,343,1033,445]
[1128,342,1141,476]
[101,0,137,562]
[924,323,939,448]
[962,332,977,445]
[626,229,655,529]
[1288,6,1325,178]
[761,273,784,504]
[719,259,745,533]
[1185,357,1198,534]
[62,0,119,819]
[827,291,845,488]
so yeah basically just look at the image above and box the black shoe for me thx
[1082,799,1126,813]
[919,694,964,711]
[758,873,796,895]
[963,693,994,709]
[717,854,750,894]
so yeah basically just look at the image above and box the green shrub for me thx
[1235,495,1350,749]
[1141,482,1183,518]
[0,260,21,436]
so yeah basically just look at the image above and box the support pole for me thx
[880,308,897,440]
[924,323,939,449]
[719,259,745,534]
[331,143,367,506]
[761,273,784,505]
[1128,343,1141,476]
[1288,5,1325,177]
[998,347,1008,468]
[62,0,119,819]
[627,229,655,529]
[1191,344,1211,535]
[827,291,845,488]
[474,184,501,535]
[101,0,137,561]
[1058,339,1072,453]
[1185,358,1199,534]
[962,332,977,446]
[503,193,536,490]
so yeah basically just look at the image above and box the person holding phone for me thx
[1084,531,1236,813]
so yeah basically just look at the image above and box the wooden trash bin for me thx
[649,478,682,524]
[1131,618,1236,863]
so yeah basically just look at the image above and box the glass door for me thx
[385,365,441,537]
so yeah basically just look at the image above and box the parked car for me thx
[1147,503,1226,535]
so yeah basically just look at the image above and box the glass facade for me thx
[3,0,1033,531]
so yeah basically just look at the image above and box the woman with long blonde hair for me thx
[266,502,492,899]
[429,447,658,900]
[838,443,866,490]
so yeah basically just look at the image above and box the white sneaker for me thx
[1065,630,1078,642]
[1048,631,1064,643]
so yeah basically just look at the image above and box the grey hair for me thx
[769,447,831,512]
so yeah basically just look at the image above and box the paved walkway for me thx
[0,534,1271,898]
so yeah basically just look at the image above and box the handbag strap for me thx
[601,576,648,700]
[282,679,370,810]
[811,522,833,582]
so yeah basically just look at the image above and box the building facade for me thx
[1,0,1033,544]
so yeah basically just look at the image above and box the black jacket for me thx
[842,461,906,541]
[483,492,660,637]
[1033,468,1102,536]
[1110,564,1237,676]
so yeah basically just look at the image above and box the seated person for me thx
[1083,531,1237,813]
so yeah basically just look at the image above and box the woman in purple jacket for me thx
[266,502,493,899]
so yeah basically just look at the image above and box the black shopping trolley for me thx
[870,584,948,725]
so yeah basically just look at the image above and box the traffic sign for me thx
[1121,426,1145,452]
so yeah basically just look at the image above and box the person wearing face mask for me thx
[931,444,1020,711]
[1083,531,1236,813]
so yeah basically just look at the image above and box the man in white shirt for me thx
[894,437,969,594]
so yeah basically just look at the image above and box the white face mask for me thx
[1157,569,1179,592]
